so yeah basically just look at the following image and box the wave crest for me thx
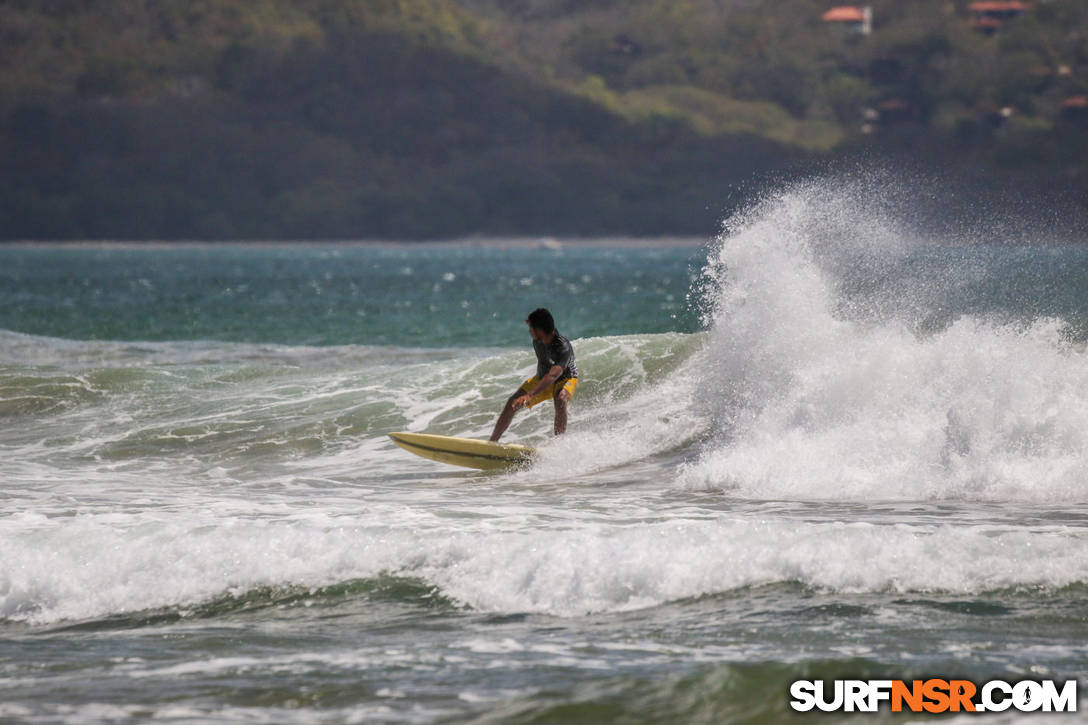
[676,175,1088,503]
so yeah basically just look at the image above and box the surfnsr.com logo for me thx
[790,679,1078,714]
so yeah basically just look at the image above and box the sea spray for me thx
[677,177,1088,502]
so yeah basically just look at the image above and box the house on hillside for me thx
[968,1,1030,34]
[821,6,873,36]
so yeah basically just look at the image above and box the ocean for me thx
[2,179,1087,723]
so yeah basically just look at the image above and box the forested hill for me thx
[2,0,1086,240]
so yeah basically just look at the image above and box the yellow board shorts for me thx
[520,376,578,408]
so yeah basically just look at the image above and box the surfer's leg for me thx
[553,388,570,436]
[490,389,525,442]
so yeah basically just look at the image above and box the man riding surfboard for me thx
[490,308,578,442]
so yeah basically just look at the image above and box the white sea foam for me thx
[3,506,1086,624]
[673,178,1088,502]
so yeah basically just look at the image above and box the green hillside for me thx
[2,0,1086,239]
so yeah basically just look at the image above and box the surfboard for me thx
[388,432,535,470]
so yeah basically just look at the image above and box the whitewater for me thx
[2,179,1086,723]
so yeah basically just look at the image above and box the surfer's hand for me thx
[512,394,531,410]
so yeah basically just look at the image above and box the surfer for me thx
[490,308,578,441]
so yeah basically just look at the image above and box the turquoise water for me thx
[0,243,703,346]
[2,181,1088,723]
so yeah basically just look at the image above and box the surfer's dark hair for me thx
[527,308,555,334]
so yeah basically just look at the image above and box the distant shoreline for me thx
[0,237,710,250]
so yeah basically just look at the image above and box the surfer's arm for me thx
[513,365,563,408]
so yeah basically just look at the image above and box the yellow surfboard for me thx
[388,432,535,470]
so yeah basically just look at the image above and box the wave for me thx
[4,173,1087,505]
[497,174,1088,503]
[6,176,1088,505]
[0,326,702,466]
[662,174,1088,503]
[36,575,455,633]
[3,508,1086,625]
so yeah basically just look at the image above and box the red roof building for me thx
[822,7,865,22]
[967,1,1030,32]
[822,6,873,35]
[967,1,1030,15]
